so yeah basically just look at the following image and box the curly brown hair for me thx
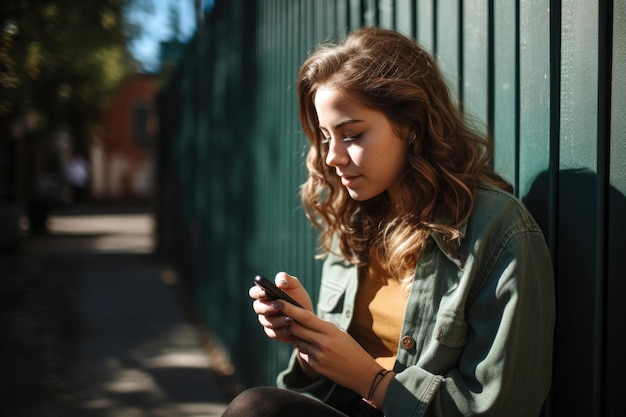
[298,27,511,280]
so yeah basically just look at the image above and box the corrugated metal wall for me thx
[156,1,625,415]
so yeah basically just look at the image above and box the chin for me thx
[346,189,362,200]
[346,189,375,201]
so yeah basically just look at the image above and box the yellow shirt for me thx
[349,255,408,370]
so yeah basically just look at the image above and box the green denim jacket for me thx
[277,185,555,417]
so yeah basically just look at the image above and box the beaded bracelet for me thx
[362,369,390,409]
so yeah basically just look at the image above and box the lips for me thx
[339,174,360,186]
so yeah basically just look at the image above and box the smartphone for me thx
[254,275,303,308]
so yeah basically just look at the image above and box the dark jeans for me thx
[222,386,384,417]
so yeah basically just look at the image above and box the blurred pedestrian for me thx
[65,153,89,206]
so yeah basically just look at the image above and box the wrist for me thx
[363,369,394,410]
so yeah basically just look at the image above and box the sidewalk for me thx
[0,206,231,417]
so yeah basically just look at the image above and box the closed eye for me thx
[320,134,361,145]
[342,134,361,142]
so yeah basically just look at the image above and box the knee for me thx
[222,387,276,417]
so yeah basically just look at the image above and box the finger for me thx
[249,285,266,300]
[293,337,309,353]
[258,312,294,330]
[294,338,317,356]
[263,322,294,341]
[275,271,299,290]
[294,339,317,368]
[289,320,325,348]
[253,298,284,315]
[277,301,322,329]
[273,272,314,312]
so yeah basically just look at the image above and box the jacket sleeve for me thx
[384,229,556,417]
[276,350,337,401]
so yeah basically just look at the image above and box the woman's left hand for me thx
[275,301,383,399]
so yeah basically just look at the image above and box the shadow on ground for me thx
[0,254,81,416]
[0,207,233,417]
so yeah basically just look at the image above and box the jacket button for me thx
[345,309,351,318]
[327,294,336,307]
[401,335,415,350]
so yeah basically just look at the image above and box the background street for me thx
[0,206,232,417]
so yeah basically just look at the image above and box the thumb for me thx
[275,271,301,290]
[275,271,313,311]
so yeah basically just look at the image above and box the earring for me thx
[409,133,417,144]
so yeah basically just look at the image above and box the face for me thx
[314,86,409,207]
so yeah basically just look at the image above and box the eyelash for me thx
[320,134,361,144]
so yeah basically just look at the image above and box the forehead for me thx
[314,86,373,128]
[314,86,352,112]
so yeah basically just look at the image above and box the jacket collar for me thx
[429,223,467,270]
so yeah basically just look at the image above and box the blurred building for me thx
[91,41,185,201]
[92,73,158,200]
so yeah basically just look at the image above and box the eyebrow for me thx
[319,118,365,131]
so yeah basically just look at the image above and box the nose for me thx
[325,138,349,167]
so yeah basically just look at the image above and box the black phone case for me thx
[254,275,303,308]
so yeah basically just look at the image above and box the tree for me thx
[0,0,150,152]
[168,2,181,41]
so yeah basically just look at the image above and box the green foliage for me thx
[0,0,149,146]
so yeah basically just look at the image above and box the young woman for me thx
[223,27,555,417]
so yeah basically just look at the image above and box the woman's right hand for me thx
[249,272,313,344]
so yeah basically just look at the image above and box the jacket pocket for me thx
[317,279,346,314]
[434,310,468,348]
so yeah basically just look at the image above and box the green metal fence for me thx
[156,1,625,415]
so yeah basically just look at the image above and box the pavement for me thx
[0,204,233,417]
